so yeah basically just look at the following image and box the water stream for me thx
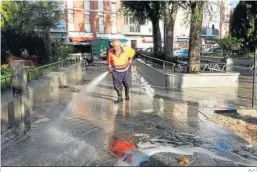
[59,71,109,119]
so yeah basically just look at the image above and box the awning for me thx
[176,39,189,42]
[110,39,128,43]
[68,32,95,42]
[69,37,94,42]
[96,33,126,40]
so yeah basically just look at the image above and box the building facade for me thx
[54,0,231,49]
[61,0,162,48]
[63,0,124,43]
[120,16,163,49]
[50,1,67,39]
[172,0,231,49]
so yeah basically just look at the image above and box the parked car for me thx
[211,47,222,53]
[178,49,189,58]
[135,48,146,58]
[203,46,221,54]
[142,47,164,55]
[174,48,187,56]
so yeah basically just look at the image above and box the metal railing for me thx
[200,59,226,72]
[1,75,12,93]
[138,53,227,73]
[1,57,81,93]
[138,54,176,73]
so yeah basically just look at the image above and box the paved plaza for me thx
[1,63,257,166]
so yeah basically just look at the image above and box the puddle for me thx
[34,118,50,124]
[119,132,257,166]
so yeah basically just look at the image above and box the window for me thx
[68,10,74,31]
[111,0,116,12]
[124,17,128,25]
[148,28,152,33]
[85,13,91,32]
[57,1,64,11]
[112,14,117,33]
[99,13,104,33]
[68,10,73,23]
[84,0,90,11]
[129,25,140,33]
[129,17,134,24]
[98,0,104,11]
[67,0,73,8]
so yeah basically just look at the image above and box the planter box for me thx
[1,62,84,134]
[136,59,240,89]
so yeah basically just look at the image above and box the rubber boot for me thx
[115,90,123,103]
[125,87,130,101]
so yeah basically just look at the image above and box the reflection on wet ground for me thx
[1,64,257,166]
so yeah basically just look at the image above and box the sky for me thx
[229,0,240,8]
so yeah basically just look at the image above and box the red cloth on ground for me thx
[110,140,136,158]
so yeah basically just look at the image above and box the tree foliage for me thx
[231,1,257,51]
[0,1,35,32]
[216,35,246,58]
[0,0,19,28]
[32,1,62,31]
[121,1,165,56]
[1,1,63,64]
[120,1,164,25]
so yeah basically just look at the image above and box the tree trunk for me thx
[151,17,162,57]
[164,2,178,61]
[187,1,204,73]
[44,28,52,63]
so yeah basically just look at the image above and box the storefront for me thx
[96,33,125,40]
[175,37,189,49]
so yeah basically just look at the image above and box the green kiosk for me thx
[91,38,129,60]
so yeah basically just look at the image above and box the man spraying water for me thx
[107,40,135,103]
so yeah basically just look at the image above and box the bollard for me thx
[11,60,31,136]
[226,58,233,72]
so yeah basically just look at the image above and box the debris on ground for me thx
[178,156,191,166]
[215,109,257,146]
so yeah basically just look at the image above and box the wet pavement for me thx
[1,63,257,166]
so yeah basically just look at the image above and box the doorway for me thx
[131,40,136,49]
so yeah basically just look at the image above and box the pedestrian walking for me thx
[107,40,135,103]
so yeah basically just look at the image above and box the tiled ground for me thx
[1,63,257,166]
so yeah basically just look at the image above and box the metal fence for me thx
[1,75,12,93]
[1,57,81,93]
[138,53,227,73]
[138,54,176,72]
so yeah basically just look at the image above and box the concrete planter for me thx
[1,62,84,134]
[136,59,240,89]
